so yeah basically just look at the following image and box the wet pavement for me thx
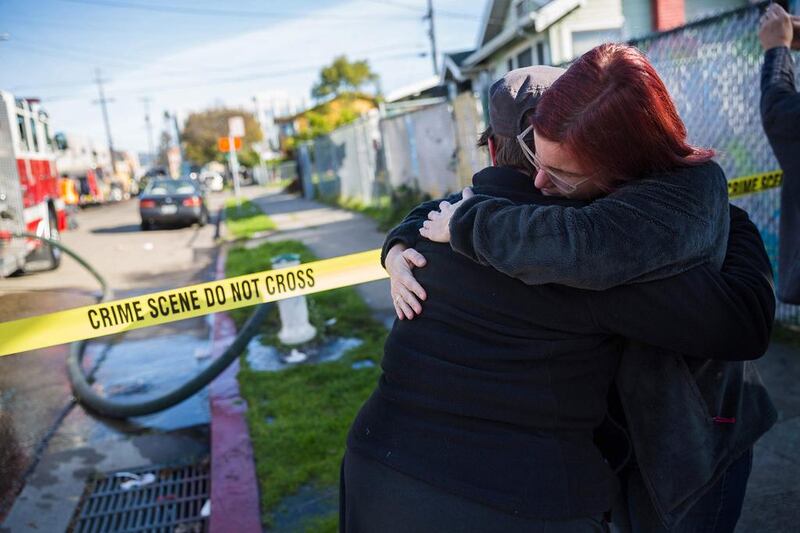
[0,191,231,528]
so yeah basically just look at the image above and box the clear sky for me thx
[0,0,485,153]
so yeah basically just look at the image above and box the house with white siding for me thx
[441,0,748,119]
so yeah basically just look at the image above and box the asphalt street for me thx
[0,190,230,529]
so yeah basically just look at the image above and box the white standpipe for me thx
[272,254,317,347]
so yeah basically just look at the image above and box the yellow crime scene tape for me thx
[727,170,783,199]
[0,249,388,357]
[0,170,785,357]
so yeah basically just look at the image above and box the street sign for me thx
[217,137,242,152]
[228,116,245,138]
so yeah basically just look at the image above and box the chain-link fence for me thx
[302,102,476,204]
[306,110,386,205]
[630,2,800,324]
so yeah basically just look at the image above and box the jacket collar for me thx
[471,166,588,207]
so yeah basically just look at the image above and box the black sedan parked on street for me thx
[139,178,209,230]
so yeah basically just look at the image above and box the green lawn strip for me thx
[318,185,431,232]
[302,514,338,533]
[224,198,277,239]
[226,239,386,529]
[772,323,800,350]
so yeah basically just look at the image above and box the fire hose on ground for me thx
[12,230,272,419]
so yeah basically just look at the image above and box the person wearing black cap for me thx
[340,66,775,533]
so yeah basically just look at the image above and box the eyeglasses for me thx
[515,125,591,195]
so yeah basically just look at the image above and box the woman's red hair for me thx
[533,43,713,189]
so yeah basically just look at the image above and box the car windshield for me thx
[145,180,198,196]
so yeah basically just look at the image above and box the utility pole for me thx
[93,68,117,175]
[425,0,439,76]
[140,97,155,163]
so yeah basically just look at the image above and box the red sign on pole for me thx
[217,137,242,152]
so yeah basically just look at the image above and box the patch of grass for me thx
[772,323,800,349]
[224,198,276,239]
[227,239,386,529]
[321,185,431,232]
[302,513,338,533]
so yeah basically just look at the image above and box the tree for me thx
[311,55,379,100]
[181,108,263,166]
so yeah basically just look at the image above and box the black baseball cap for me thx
[488,65,566,138]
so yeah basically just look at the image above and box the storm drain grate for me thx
[68,461,210,533]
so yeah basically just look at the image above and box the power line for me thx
[359,0,476,20]
[58,0,423,22]
[8,40,430,92]
[5,40,142,70]
[42,51,429,103]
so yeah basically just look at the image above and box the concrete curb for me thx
[208,244,262,533]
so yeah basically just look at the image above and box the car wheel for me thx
[198,209,208,227]
[141,220,151,231]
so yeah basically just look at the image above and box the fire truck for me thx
[0,91,68,277]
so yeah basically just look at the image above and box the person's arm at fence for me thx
[587,205,775,360]
[441,161,729,290]
[760,3,800,140]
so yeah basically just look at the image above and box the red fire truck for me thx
[0,91,68,277]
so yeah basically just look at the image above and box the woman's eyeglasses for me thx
[516,125,591,195]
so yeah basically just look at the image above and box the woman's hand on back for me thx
[386,244,428,320]
[420,187,474,243]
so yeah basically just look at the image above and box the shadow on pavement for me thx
[90,223,203,234]
[90,224,142,234]
[246,191,334,216]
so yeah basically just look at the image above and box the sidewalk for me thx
[738,339,800,532]
[240,187,799,532]
[246,190,394,327]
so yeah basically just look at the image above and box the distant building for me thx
[274,94,377,152]
[384,76,448,103]
[623,0,749,39]
[253,91,310,154]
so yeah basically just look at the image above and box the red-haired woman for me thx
[386,44,776,532]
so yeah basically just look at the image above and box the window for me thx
[515,0,534,20]
[515,1,526,20]
[43,122,54,152]
[517,47,533,68]
[16,113,30,152]
[536,42,547,65]
[507,58,514,72]
[29,117,40,152]
[54,132,68,151]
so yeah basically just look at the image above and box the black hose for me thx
[66,302,272,418]
[13,231,271,419]
[13,232,113,302]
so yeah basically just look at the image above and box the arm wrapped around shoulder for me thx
[449,161,730,290]
[380,192,462,267]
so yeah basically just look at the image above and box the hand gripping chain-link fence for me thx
[630,3,800,324]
